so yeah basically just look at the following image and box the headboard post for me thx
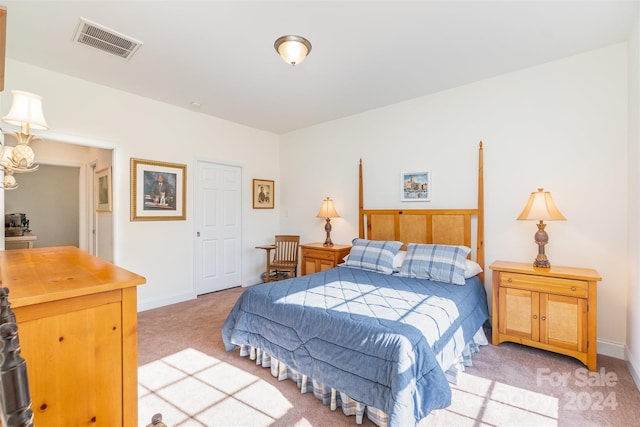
[359,159,364,239]
[477,141,485,282]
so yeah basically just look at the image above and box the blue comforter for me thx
[221,266,488,426]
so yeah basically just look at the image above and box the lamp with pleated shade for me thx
[316,197,339,247]
[517,188,566,268]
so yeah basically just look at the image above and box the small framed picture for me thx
[253,179,274,209]
[131,158,186,221]
[95,166,112,212]
[401,171,431,201]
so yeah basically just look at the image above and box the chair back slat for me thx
[274,235,299,263]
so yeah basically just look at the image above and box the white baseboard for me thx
[597,338,626,359]
[138,291,196,312]
[625,347,640,391]
[137,279,262,312]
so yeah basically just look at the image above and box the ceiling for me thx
[3,1,638,135]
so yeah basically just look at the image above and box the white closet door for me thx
[195,160,242,294]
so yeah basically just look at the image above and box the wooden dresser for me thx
[0,246,146,426]
[490,260,601,371]
[300,242,351,275]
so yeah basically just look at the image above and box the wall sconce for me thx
[274,35,312,66]
[316,197,339,247]
[0,90,48,190]
[517,188,566,268]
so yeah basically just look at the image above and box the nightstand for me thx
[300,242,351,275]
[490,261,601,371]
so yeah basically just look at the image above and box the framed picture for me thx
[130,158,186,221]
[253,179,274,209]
[95,166,112,212]
[401,171,431,201]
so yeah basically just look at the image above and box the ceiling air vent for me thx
[73,18,143,60]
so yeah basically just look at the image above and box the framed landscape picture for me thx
[401,171,431,201]
[131,158,186,221]
[253,179,274,209]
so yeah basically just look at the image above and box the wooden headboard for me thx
[359,142,485,281]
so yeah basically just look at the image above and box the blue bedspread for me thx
[221,266,488,426]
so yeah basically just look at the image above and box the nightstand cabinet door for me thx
[490,261,601,371]
[498,287,540,342]
[541,293,587,352]
[303,256,335,275]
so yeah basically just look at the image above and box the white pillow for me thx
[393,250,406,271]
[464,260,483,278]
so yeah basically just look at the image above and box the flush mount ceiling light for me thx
[274,35,312,66]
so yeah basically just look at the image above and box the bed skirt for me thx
[237,326,488,427]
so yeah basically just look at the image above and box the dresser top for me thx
[489,260,602,281]
[300,242,352,251]
[0,246,146,307]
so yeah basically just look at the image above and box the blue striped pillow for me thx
[398,244,471,285]
[344,239,403,274]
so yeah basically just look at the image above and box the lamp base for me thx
[323,218,334,247]
[532,220,551,268]
[533,256,551,269]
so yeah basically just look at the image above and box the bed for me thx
[222,143,488,426]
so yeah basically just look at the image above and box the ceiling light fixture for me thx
[0,90,48,190]
[274,35,312,66]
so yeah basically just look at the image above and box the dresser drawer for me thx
[500,272,588,298]
[302,248,336,260]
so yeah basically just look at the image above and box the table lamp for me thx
[316,197,339,247]
[517,188,566,268]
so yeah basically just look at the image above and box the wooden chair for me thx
[265,235,300,282]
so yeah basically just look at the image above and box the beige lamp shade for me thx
[316,197,339,219]
[274,35,312,66]
[2,90,49,133]
[517,188,566,221]
[517,188,565,268]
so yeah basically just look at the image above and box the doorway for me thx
[194,160,242,294]
[4,164,80,248]
[1,134,114,260]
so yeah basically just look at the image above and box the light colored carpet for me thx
[138,286,640,426]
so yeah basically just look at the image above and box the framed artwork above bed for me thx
[401,171,431,201]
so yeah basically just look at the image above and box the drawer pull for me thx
[571,287,577,291]
[533,315,538,319]
[541,316,547,321]
[507,278,512,283]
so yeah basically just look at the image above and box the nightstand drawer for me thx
[302,248,336,260]
[500,272,588,298]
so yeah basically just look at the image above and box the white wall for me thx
[280,44,629,356]
[1,59,281,311]
[627,9,640,387]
